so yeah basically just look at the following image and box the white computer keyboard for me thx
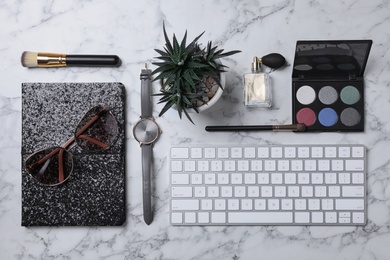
[169,144,367,226]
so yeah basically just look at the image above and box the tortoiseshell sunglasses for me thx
[24,105,119,186]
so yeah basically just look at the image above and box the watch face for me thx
[133,119,160,145]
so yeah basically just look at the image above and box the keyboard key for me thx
[171,187,192,197]
[231,173,243,184]
[244,147,256,158]
[254,199,266,210]
[325,147,337,158]
[217,173,229,184]
[295,212,310,223]
[352,173,365,184]
[197,161,209,171]
[342,186,365,197]
[191,174,203,184]
[171,147,189,158]
[264,160,276,171]
[271,147,283,158]
[229,212,293,224]
[311,147,323,158]
[221,186,233,197]
[312,212,323,223]
[217,147,229,158]
[345,160,365,171]
[215,199,226,210]
[231,147,243,158]
[171,212,183,224]
[241,199,253,210]
[204,147,216,158]
[250,160,262,171]
[339,147,351,158]
[297,147,310,158]
[318,160,330,171]
[198,212,209,224]
[258,173,269,184]
[237,160,249,171]
[201,199,212,210]
[191,148,202,159]
[184,161,196,171]
[352,147,364,158]
[211,161,222,171]
[171,161,183,172]
[352,212,365,223]
[185,212,196,223]
[284,147,296,158]
[172,199,199,211]
[244,173,256,184]
[205,174,216,184]
[194,187,206,197]
[257,147,269,158]
[228,199,239,210]
[335,199,364,210]
[331,160,344,171]
[171,174,189,185]
[211,212,226,223]
[248,186,259,197]
[325,212,337,223]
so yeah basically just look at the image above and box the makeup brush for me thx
[21,51,121,68]
[205,123,306,132]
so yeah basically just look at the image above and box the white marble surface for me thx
[1,0,390,259]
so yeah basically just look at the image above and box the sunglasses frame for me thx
[24,105,119,186]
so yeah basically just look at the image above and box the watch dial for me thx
[133,119,160,144]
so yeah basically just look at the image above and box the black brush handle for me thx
[66,55,121,67]
[205,125,273,131]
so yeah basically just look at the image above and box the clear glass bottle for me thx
[243,57,272,108]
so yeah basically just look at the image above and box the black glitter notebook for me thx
[21,82,126,226]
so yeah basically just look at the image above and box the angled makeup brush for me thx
[21,51,121,68]
[205,123,307,132]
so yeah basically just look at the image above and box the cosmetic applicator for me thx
[21,51,121,68]
[205,123,307,132]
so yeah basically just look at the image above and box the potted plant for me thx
[152,25,241,124]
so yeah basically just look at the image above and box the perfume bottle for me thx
[243,56,272,108]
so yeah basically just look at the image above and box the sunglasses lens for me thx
[25,147,73,186]
[75,105,119,151]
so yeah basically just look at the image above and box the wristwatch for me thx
[133,65,161,225]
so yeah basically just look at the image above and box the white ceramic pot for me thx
[188,71,226,113]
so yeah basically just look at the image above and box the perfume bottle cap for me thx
[251,56,262,72]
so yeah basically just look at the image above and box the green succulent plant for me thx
[152,24,240,123]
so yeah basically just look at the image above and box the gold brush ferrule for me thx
[37,52,67,67]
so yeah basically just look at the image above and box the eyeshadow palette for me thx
[292,40,373,132]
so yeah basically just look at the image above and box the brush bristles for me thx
[21,51,38,67]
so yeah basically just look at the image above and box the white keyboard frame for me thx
[169,144,367,226]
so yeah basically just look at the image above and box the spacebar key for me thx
[228,212,293,224]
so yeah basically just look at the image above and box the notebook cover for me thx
[21,82,126,226]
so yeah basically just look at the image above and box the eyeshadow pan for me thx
[296,85,316,105]
[294,64,312,71]
[337,63,356,70]
[319,86,338,105]
[340,85,360,105]
[316,64,334,71]
[340,107,361,126]
[318,108,338,127]
[296,108,316,126]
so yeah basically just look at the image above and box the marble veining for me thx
[1,0,390,259]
